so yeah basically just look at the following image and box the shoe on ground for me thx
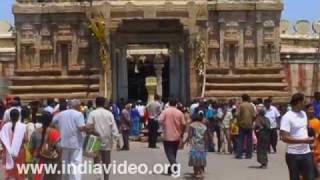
[235,156,242,159]
[259,165,267,169]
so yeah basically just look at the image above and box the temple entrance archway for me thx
[110,19,189,104]
[126,44,170,102]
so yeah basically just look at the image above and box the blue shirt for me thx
[112,104,120,121]
[205,106,218,119]
[313,100,320,118]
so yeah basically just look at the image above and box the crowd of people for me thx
[0,92,320,179]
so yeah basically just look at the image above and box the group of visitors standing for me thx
[187,94,281,169]
[1,92,320,180]
[0,96,121,180]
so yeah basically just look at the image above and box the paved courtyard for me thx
[1,141,289,180]
[106,142,289,180]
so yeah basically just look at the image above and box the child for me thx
[183,110,209,178]
[230,109,239,154]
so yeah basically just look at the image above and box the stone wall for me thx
[280,20,320,100]
[8,0,318,102]
[11,7,101,101]
[0,21,15,97]
[10,0,285,101]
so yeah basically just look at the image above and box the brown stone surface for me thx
[5,0,319,102]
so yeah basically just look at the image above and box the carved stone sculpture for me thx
[194,35,206,76]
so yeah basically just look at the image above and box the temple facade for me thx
[281,20,320,101]
[4,0,319,103]
[0,21,15,97]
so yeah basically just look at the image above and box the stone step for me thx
[205,82,288,91]
[204,95,290,103]
[233,67,282,74]
[9,84,99,93]
[10,75,100,81]
[206,67,282,75]
[206,68,229,74]
[14,68,100,76]
[206,74,285,83]
[204,90,290,98]
[10,75,100,85]
[12,92,100,101]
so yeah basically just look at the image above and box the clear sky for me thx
[0,0,319,24]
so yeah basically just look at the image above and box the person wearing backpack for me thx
[254,104,271,169]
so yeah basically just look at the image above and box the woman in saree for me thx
[32,111,61,180]
[254,106,270,169]
[0,109,27,180]
[130,103,140,137]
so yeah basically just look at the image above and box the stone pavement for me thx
[0,141,289,180]
[105,142,289,180]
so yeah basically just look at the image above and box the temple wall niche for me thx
[20,44,34,70]
[207,12,220,68]
[207,23,220,67]
[12,13,100,101]
[260,12,282,67]
[244,15,257,67]
[15,14,93,72]
[40,25,54,68]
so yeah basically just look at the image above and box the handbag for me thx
[83,135,102,158]
[39,130,59,160]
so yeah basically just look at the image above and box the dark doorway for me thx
[111,19,188,104]
[127,53,169,103]
[229,44,236,69]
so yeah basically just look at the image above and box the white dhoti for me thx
[62,148,83,180]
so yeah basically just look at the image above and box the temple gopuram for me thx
[0,0,319,103]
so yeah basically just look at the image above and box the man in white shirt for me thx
[52,99,92,180]
[190,99,199,116]
[280,93,315,180]
[146,95,162,148]
[44,98,55,114]
[87,97,119,180]
[264,98,280,153]
[136,100,145,128]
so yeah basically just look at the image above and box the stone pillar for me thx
[238,25,244,68]
[219,23,225,68]
[145,76,157,103]
[256,23,263,67]
[34,23,41,69]
[52,23,58,68]
[224,44,229,68]
[274,26,281,67]
[118,44,128,100]
[188,34,198,100]
[169,43,179,98]
[71,26,78,67]
[178,45,187,104]
[111,47,120,100]
[16,25,22,69]
[153,54,164,98]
